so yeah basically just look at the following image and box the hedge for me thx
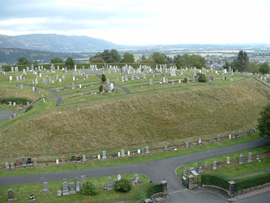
[0,98,31,105]
[235,170,270,192]
[201,173,230,190]
[145,183,162,198]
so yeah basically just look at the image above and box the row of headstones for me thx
[9,75,26,81]
[5,157,37,170]
[183,152,260,176]
[8,100,30,107]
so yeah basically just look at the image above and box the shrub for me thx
[197,73,207,82]
[82,181,97,195]
[183,78,187,83]
[25,105,33,112]
[101,74,106,83]
[0,98,31,105]
[235,171,270,192]
[99,85,103,92]
[114,179,132,193]
[145,183,162,198]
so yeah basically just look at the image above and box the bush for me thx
[114,179,132,193]
[0,98,31,105]
[235,171,270,192]
[99,85,103,92]
[145,183,162,198]
[25,105,33,112]
[197,73,207,82]
[201,173,229,190]
[183,78,187,83]
[101,74,106,83]
[82,181,97,195]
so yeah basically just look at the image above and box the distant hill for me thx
[0,48,88,65]
[0,34,120,52]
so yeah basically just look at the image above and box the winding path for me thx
[0,138,269,202]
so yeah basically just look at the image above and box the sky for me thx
[1,0,270,45]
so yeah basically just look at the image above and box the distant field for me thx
[0,67,269,163]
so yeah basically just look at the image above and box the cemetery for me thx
[0,63,270,202]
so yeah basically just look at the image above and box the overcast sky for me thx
[1,0,270,45]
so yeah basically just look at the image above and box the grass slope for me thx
[0,78,269,163]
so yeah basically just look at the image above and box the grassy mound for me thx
[0,78,269,162]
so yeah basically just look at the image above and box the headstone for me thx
[137,149,140,154]
[5,162,9,170]
[33,158,37,167]
[248,152,252,162]
[146,146,150,154]
[186,142,189,148]
[57,190,62,196]
[227,157,230,164]
[97,154,101,160]
[22,157,26,167]
[56,159,59,165]
[256,154,260,160]
[102,150,107,159]
[142,148,145,155]
[164,145,167,151]
[209,138,213,143]
[8,189,16,201]
[198,137,201,145]
[127,151,130,156]
[183,169,187,176]
[239,153,243,164]
[76,181,80,193]
[43,182,49,192]
[121,149,125,157]
[62,181,69,195]
[217,134,221,141]
[205,161,207,168]
[117,174,121,181]
[71,155,75,162]
[61,156,65,163]
[213,161,217,170]
[239,131,242,137]
[83,154,86,162]
[16,159,20,168]
[229,134,231,139]
[81,175,86,184]
[10,162,15,170]
[198,166,203,173]
[69,182,75,194]
[108,177,112,190]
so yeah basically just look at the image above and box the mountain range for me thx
[0,34,120,52]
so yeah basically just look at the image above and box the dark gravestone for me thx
[27,158,32,166]
[71,155,76,162]
[8,189,16,201]
[77,157,81,162]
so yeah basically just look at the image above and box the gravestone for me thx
[8,189,16,201]
[22,157,26,167]
[227,157,230,164]
[248,132,251,136]
[142,148,145,155]
[77,157,81,162]
[33,158,37,167]
[121,149,125,157]
[57,190,62,196]
[113,180,117,189]
[56,159,59,165]
[198,166,203,173]
[198,162,202,168]
[10,162,15,170]
[97,154,101,160]
[127,151,130,156]
[205,162,207,168]
[256,154,260,160]
[213,161,217,170]
[61,156,65,163]
[248,152,252,162]
[239,153,243,164]
[81,175,86,184]
[16,159,20,168]
[146,146,150,154]
[239,131,242,137]
[108,177,112,190]
[232,131,235,139]
[5,162,9,170]
[137,149,140,154]
[229,134,231,139]
[83,154,86,162]
[62,181,69,195]
[43,182,49,192]
[135,174,139,183]
[198,137,201,145]
[209,138,213,143]
[76,181,80,193]
[165,145,167,151]
[183,169,187,176]
[186,142,189,148]
[71,155,75,162]
[117,174,121,181]
[100,150,106,160]
[217,134,221,141]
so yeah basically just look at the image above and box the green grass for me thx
[0,134,260,177]
[177,145,270,178]
[0,174,150,203]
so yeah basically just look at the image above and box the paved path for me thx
[0,138,269,202]
[0,110,16,121]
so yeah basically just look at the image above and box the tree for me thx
[90,57,104,63]
[223,61,230,70]
[17,56,32,65]
[99,85,104,92]
[248,62,260,73]
[257,103,270,139]
[175,54,207,68]
[234,50,249,72]
[65,57,74,68]
[50,57,63,63]
[173,54,181,64]
[101,74,106,83]
[152,52,166,64]
[122,52,135,63]
[82,181,97,195]
[90,49,121,63]
[195,61,202,69]
[259,62,269,74]
[197,73,207,82]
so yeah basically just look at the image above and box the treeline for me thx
[223,50,269,74]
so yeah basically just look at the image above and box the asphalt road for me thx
[0,110,16,122]
[0,137,269,202]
